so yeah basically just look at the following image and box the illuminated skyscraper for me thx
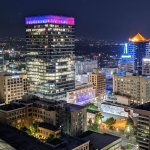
[26,15,75,100]
[119,33,150,75]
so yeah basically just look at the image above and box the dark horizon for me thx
[1,0,150,41]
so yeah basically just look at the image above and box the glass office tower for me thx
[119,33,150,75]
[25,15,75,100]
[128,33,150,75]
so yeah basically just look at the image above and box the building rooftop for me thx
[47,135,88,150]
[25,15,75,25]
[67,103,85,112]
[16,97,66,109]
[79,131,121,149]
[87,109,99,114]
[0,72,25,77]
[0,138,15,150]
[47,138,63,146]
[0,103,25,111]
[129,33,150,42]
[61,136,87,150]
[75,83,93,90]
[38,122,60,131]
[135,102,150,111]
[0,123,52,150]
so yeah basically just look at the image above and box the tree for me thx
[125,117,135,137]
[105,117,116,129]
[20,127,27,132]
[86,104,98,111]
[88,118,93,126]
[126,117,134,126]
[95,112,103,124]
[89,123,98,131]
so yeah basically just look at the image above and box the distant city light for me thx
[124,43,128,54]
[121,55,131,58]
[12,76,20,79]
[143,58,150,62]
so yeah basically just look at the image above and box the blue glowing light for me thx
[76,91,95,105]
[124,43,128,54]
[121,55,131,58]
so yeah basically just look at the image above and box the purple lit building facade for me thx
[26,15,75,100]
[67,83,96,105]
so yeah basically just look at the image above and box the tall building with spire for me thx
[25,15,75,100]
[119,33,150,75]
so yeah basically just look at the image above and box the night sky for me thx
[1,0,150,41]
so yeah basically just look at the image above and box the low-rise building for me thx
[0,123,89,150]
[0,103,29,128]
[0,98,65,128]
[0,123,52,150]
[37,122,61,139]
[47,136,90,150]
[79,131,122,150]
[0,97,87,137]
[67,83,96,105]
[101,101,138,119]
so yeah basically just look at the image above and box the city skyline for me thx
[1,0,150,41]
[0,1,150,150]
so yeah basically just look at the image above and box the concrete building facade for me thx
[0,98,87,137]
[113,74,150,104]
[88,69,106,98]
[0,73,28,104]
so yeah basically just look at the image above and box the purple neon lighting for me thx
[25,15,75,25]
[76,91,95,105]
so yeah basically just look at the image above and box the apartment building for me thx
[63,104,87,136]
[37,122,61,139]
[0,98,65,128]
[0,72,28,104]
[134,103,150,150]
[88,69,106,98]
[0,98,87,136]
[113,74,150,104]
